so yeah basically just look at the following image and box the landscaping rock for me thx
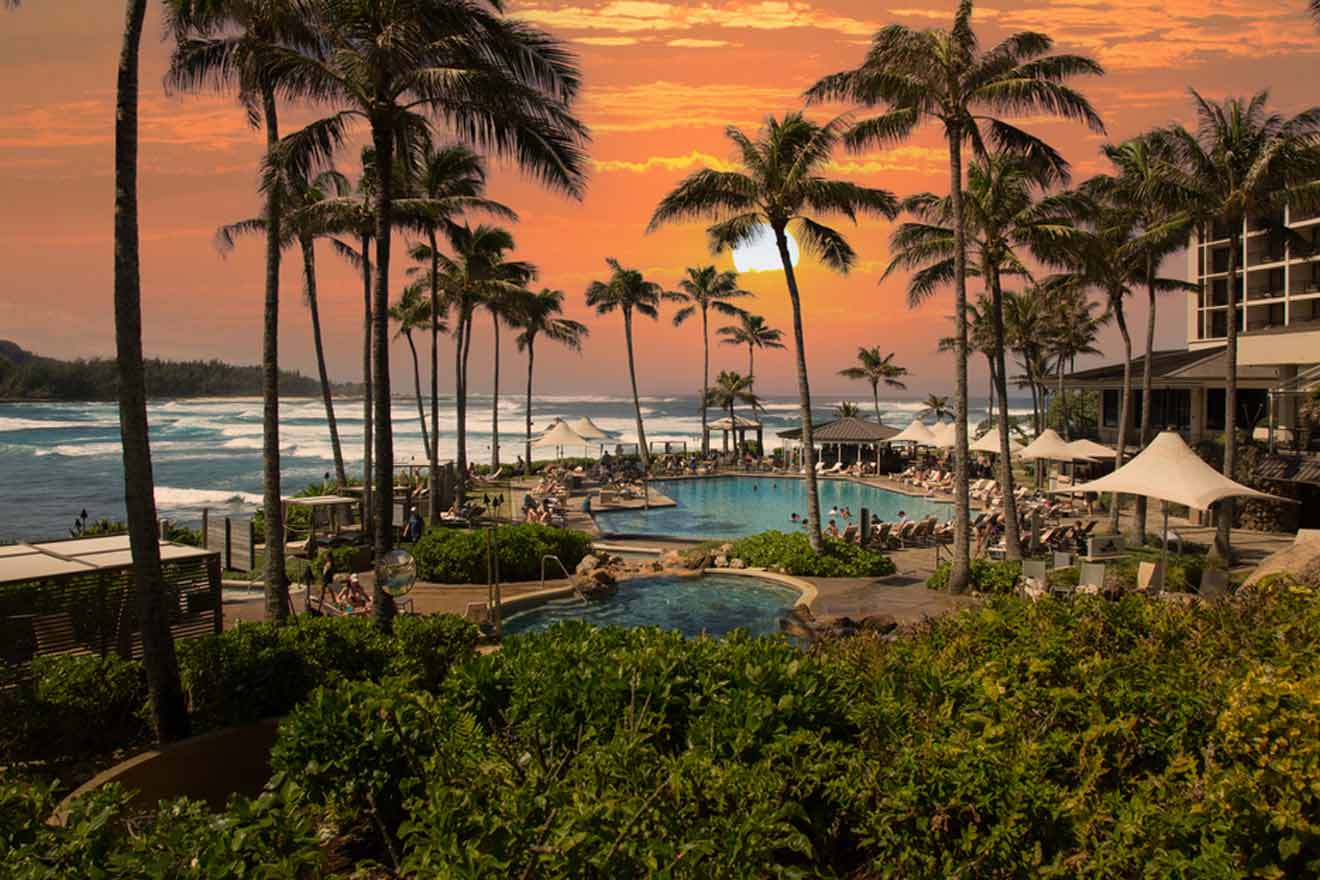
[575,555,600,576]
[659,550,685,569]
[684,551,712,571]
[729,558,747,570]
[780,605,815,640]
[718,543,734,556]
[574,568,618,600]
[713,554,728,568]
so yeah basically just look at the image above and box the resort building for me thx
[1063,206,1320,526]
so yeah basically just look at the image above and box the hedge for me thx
[412,523,591,584]
[727,530,897,577]
[12,578,1320,877]
[0,614,477,767]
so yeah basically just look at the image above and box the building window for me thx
[1205,388,1269,433]
[1102,389,1119,428]
[1133,389,1191,432]
[1207,388,1225,430]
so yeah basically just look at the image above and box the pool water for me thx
[593,476,950,539]
[500,573,800,638]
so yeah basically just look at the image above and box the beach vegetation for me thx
[716,312,785,395]
[514,289,589,475]
[669,266,753,455]
[837,347,907,423]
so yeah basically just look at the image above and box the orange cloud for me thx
[515,0,878,36]
[666,38,736,48]
[591,150,734,173]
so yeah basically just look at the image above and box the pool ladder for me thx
[541,554,573,590]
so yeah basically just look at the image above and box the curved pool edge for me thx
[478,567,818,629]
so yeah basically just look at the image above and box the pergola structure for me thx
[706,414,764,454]
[778,416,899,471]
[0,536,221,675]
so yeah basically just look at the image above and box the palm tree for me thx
[838,347,907,423]
[516,289,589,474]
[166,0,321,622]
[268,0,589,592]
[938,297,998,424]
[1156,91,1320,557]
[1003,287,1052,434]
[585,258,665,469]
[389,282,442,461]
[101,0,193,743]
[717,312,785,389]
[834,401,863,419]
[705,370,761,452]
[1088,134,1192,539]
[484,279,537,472]
[669,266,752,455]
[216,168,353,486]
[806,0,1104,590]
[404,143,516,521]
[1044,289,1105,439]
[413,224,532,499]
[649,113,898,550]
[921,394,952,422]
[886,151,1084,559]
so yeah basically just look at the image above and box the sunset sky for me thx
[2,1,1318,399]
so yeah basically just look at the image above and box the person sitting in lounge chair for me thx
[337,574,371,612]
[825,519,840,539]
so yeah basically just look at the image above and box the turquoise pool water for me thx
[501,573,800,638]
[593,476,950,539]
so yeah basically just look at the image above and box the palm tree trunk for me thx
[490,311,500,470]
[700,307,710,456]
[1217,231,1240,558]
[114,0,189,744]
[988,267,1022,560]
[369,122,395,628]
[945,133,971,591]
[1134,256,1157,544]
[623,309,650,469]
[405,330,430,460]
[774,225,822,551]
[302,236,347,486]
[361,235,373,534]
[454,308,467,501]
[1056,360,1069,440]
[1110,299,1134,536]
[524,336,536,476]
[259,83,286,622]
[747,343,754,387]
[872,382,881,423]
[428,230,440,523]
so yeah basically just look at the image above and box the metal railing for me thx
[541,554,572,590]
[1267,363,1320,453]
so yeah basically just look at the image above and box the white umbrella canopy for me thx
[928,421,958,449]
[1018,428,1079,462]
[890,419,937,445]
[971,428,1024,456]
[571,416,611,440]
[1059,430,1289,511]
[1067,438,1116,460]
[534,421,587,448]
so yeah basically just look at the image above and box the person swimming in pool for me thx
[790,512,800,522]
[828,505,840,517]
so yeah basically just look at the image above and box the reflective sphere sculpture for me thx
[375,549,417,598]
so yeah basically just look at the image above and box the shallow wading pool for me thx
[500,573,801,638]
[593,475,949,539]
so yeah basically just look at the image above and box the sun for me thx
[731,224,799,273]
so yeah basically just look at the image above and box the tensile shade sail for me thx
[890,419,937,445]
[1018,428,1079,462]
[971,428,1024,456]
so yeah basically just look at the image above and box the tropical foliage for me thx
[716,312,785,392]
[670,266,752,454]
[515,289,589,473]
[411,523,592,584]
[837,346,906,422]
[726,530,897,577]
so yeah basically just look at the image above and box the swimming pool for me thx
[501,573,800,638]
[593,476,949,539]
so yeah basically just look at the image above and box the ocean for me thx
[0,393,1026,542]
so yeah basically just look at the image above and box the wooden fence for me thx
[0,554,221,678]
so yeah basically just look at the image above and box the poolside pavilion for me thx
[778,416,900,471]
[706,414,764,454]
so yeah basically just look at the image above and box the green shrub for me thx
[0,654,148,764]
[388,614,479,691]
[926,558,1022,594]
[412,523,592,583]
[727,530,897,577]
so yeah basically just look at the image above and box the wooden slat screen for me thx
[0,554,221,680]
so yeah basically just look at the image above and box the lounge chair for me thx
[892,521,917,546]
[1137,560,1165,592]
[1020,559,1049,599]
[1198,568,1230,599]
[871,522,894,549]
[840,524,859,544]
[1077,562,1106,595]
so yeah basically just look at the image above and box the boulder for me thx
[713,554,729,568]
[659,550,685,569]
[684,551,712,571]
[780,605,816,640]
[1243,530,1320,588]
[729,558,747,570]
[718,543,734,556]
[574,568,618,600]
[574,555,600,576]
